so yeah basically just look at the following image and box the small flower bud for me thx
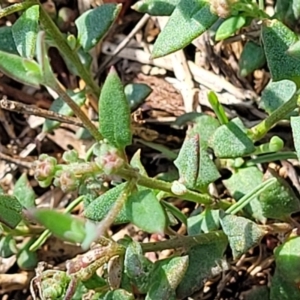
[210,0,238,18]
[54,171,79,192]
[33,154,57,182]
[62,149,79,163]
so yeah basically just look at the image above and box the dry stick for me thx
[0,98,84,127]
[96,14,151,77]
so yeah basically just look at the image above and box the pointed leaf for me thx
[152,0,217,58]
[223,166,266,223]
[262,19,300,83]
[211,121,255,158]
[258,169,300,220]
[12,5,39,58]
[13,173,35,208]
[220,213,265,259]
[0,50,42,87]
[259,79,297,115]
[177,236,228,299]
[28,208,86,244]
[146,256,188,300]
[124,240,154,293]
[0,195,22,228]
[130,149,148,176]
[84,183,129,224]
[215,16,246,41]
[42,90,86,132]
[76,4,121,51]
[239,41,266,77]
[125,83,152,111]
[132,0,179,16]
[291,116,300,161]
[126,189,166,233]
[99,68,132,149]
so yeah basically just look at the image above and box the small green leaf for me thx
[0,235,17,258]
[151,0,218,58]
[274,236,300,285]
[0,51,42,87]
[207,91,228,125]
[262,19,300,83]
[177,236,228,299]
[42,90,86,132]
[130,149,148,176]
[0,26,18,54]
[287,40,300,60]
[215,16,246,41]
[270,270,300,300]
[259,79,297,115]
[84,183,129,224]
[13,173,35,208]
[12,5,39,58]
[258,169,300,220]
[212,121,255,158]
[102,289,135,300]
[146,256,188,300]
[174,133,199,189]
[28,209,86,244]
[132,0,179,16]
[161,200,187,226]
[223,166,266,223]
[239,41,266,77]
[125,83,152,111]
[0,195,22,228]
[99,68,132,149]
[291,116,300,161]
[187,208,220,235]
[126,189,166,234]
[17,238,38,270]
[124,240,154,293]
[220,212,265,259]
[76,4,121,51]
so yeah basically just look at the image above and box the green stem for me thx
[249,94,298,141]
[0,1,35,18]
[38,2,100,98]
[117,168,213,205]
[29,196,85,251]
[245,151,298,166]
[141,230,227,252]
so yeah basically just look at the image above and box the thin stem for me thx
[141,230,227,252]
[245,151,298,166]
[0,1,35,18]
[38,2,100,105]
[249,93,298,141]
[117,168,213,205]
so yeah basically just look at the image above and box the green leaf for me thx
[215,16,246,41]
[274,236,300,285]
[28,208,86,244]
[13,173,35,209]
[187,208,220,235]
[102,289,135,300]
[126,189,166,234]
[262,19,300,83]
[17,238,38,270]
[124,240,154,293]
[259,79,297,115]
[239,41,266,77]
[130,149,148,176]
[220,212,265,259]
[161,200,187,226]
[270,270,300,300]
[287,40,300,60]
[0,195,22,229]
[42,90,86,132]
[0,235,17,258]
[176,236,228,299]
[258,169,300,221]
[291,116,300,161]
[151,0,218,58]
[76,4,121,51]
[12,5,39,58]
[0,50,42,87]
[146,256,188,300]
[0,26,18,54]
[125,83,152,111]
[99,68,132,149]
[223,166,266,223]
[211,121,255,158]
[84,183,129,224]
[207,91,228,125]
[132,0,179,16]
